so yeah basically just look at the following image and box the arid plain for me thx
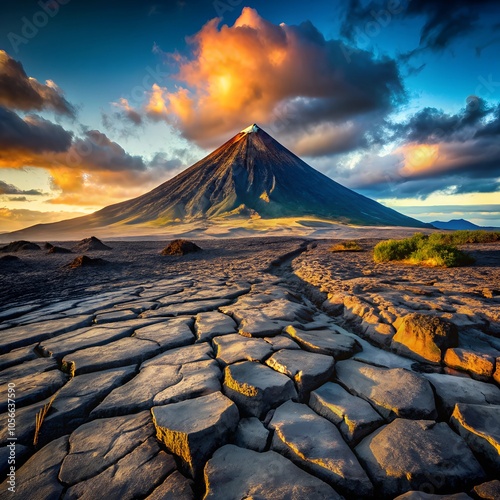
[0,232,499,499]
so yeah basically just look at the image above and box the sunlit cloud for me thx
[0,50,75,116]
[123,7,404,148]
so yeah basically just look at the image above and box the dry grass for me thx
[33,393,58,447]
[329,240,364,252]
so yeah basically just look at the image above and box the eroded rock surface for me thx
[1,236,498,498]
[336,359,437,420]
[152,392,238,478]
[203,444,342,499]
[355,419,486,497]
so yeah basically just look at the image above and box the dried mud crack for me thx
[1,236,499,499]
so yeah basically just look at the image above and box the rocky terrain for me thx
[0,236,499,499]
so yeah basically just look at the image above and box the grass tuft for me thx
[329,240,364,252]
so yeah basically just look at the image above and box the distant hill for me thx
[5,124,426,240]
[431,219,499,231]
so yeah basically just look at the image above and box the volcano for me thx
[4,124,425,239]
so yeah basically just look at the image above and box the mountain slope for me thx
[5,124,426,238]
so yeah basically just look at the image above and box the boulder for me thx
[0,436,68,498]
[64,437,174,500]
[141,343,212,368]
[91,365,182,417]
[444,348,496,380]
[270,400,373,498]
[394,493,472,499]
[151,392,239,478]
[94,310,137,324]
[355,419,486,498]
[423,372,500,417]
[284,325,361,359]
[234,417,269,452]
[133,317,195,348]
[0,369,67,412]
[161,239,201,256]
[72,236,112,252]
[144,471,194,500]
[60,411,154,485]
[194,311,236,342]
[203,444,342,499]
[265,349,335,399]
[213,334,273,365]
[450,403,500,473]
[0,366,135,448]
[474,479,500,499]
[223,361,297,418]
[0,314,94,353]
[0,343,39,371]
[153,360,222,405]
[391,313,458,364]
[336,360,437,420]
[309,382,385,445]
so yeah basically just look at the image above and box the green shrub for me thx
[428,230,500,245]
[374,233,475,267]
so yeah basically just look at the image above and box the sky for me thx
[0,0,499,231]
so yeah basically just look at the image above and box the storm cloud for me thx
[0,50,75,116]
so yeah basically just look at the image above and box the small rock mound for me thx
[66,255,107,269]
[72,236,112,252]
[44,242,54,250]
[0,240,41,252]
[0,255,24,269]
[48,246,72,254]
[161,239,202,256]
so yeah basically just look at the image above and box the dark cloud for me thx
[341,0,499,52]
[0,106,73,154]
[65,130,147,172]
[148,152,182,172]
[393,97,492,143]
[7,196,28,202]
[0,50,75,116]
[0,180,43,196]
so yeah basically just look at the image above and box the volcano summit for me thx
[5,124,425,239]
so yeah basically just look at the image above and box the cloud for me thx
[0,50,75,116]
[341,0,499,52]
[0,106,73,157]
[315,96,500,201]
[0,207,87,232]
[0,180,43,196]
[393,97,493,143]
[0,114,184,206]
[326,136,500,200]
[124,7,404,150]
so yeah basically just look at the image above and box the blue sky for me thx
[1,0,499,230]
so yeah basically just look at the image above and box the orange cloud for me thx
[139,7,403,148]
[0,126,176,207]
